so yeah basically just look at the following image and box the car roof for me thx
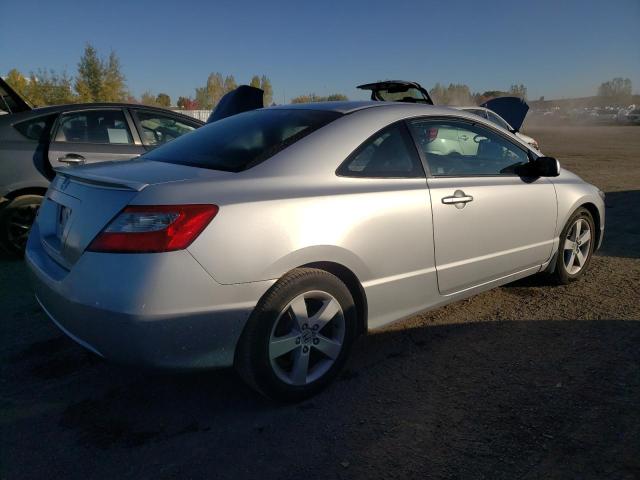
[267,101,457,115]
[8,103,204,124]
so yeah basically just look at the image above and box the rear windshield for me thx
[144,109,342,172]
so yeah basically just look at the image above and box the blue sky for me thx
[1,0,638,103]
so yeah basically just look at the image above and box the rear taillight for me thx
[88,204,218,253]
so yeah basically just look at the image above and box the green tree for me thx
[598,78,632,103]
[140,91,158,106]
[260,75,273,106]
[75,44,103,102]
[429,83,448,104]
[195,87,209,110]
[5,69,29,98]
[290,93,348,103]
[100,51,127,102]
[156,93,171,107]
[26,69,75,106]
[509,84,527,100]
[250,75,261,88]
[223,75,237,94]
[177,96,198,109]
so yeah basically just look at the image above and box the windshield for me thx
[144,109,342,172]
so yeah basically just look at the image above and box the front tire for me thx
[0,195,43,255]
[552,207,595,284]
[235,268,357,401]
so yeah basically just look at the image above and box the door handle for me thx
[459,134,469,141]
[442,190,474,209]
[58,154,85,165]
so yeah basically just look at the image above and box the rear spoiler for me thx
[53,165,148,192]
[0,77,32,114]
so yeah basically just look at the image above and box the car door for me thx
[129,109,199,151]
[48,108,144,167]
[407,117,557,295]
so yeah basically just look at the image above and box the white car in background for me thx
[357,82,541,151]
[457,106,540,151]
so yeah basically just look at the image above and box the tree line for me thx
[3,43,276,110]
[4,45,632,109]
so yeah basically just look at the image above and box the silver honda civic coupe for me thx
[26,102,605,400]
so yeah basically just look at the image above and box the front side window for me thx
[337,122,424,178]
[409,119,529,176]
[144,109,342,172]
[135,111,197,146]
[56,110,133,144]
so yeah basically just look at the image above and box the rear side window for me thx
[55,110,133,144]
[13,114,57,141]
[144,109,342,172]
[337,122,424,178]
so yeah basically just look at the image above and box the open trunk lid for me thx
[36,159,230,269]
[357,80,434,105]
[481,96,529,132]
[0,77,32,114]
[207,85,264,123]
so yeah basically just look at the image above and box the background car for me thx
[357,80,540,150]
[26,102,604,400]
[457,106,541,150]
[0,78,203,253]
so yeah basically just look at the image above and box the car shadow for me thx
[597,189,640,259]
[3,317,639,479]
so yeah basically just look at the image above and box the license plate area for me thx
[56,205,72,242]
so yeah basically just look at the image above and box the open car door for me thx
[207,85,264,123]
[357,80,433,105]
[481,96,529,132]
[0,77,32,114]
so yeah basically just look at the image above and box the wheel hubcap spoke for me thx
[289,296,309,328]
[313,334,342,360]
[269,334,300,359]
[310,298,340,330]
[290,347,311,385]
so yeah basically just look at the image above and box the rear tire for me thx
[235,268,357,402]
[552,207,595,284]
[0,195,43,256]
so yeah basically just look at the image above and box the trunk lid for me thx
[207,85,264,123]
[0,77,32,114]
[36,159,229,268]
[481,96,529,132]
[357,80,434,105]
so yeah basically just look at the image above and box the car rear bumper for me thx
[25,224,275,369]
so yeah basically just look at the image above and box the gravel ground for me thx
[1,126,639,480]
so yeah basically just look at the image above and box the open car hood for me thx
[207,85,264,123]
[357,80,433,105]
[481,96,529,132]
[0,77,32,114]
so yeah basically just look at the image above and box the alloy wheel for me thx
[6,203,39,252]
[563,218,592,275]
[268,290,345,386]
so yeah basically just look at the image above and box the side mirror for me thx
[532,156,560,177]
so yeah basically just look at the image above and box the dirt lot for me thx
[1,126,639,480]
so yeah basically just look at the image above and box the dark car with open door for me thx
[0,78,203,254]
